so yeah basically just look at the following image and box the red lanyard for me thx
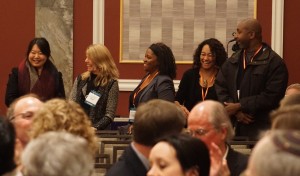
[133,71,159,106]
[243,45,263,69]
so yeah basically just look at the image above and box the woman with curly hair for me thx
[175,38,227,117]
[30,98,98,154]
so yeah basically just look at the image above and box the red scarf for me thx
[18,59,58,101]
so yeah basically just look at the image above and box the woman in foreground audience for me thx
[147,134,210,176]
[242,130,300,176]
[70,44,119,130]
[175,38,227,117]
[5,37,65,106]
[30,98,98,154]
[22,131,94,176]
[285,83,300,96]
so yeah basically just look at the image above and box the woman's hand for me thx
[175,101,189,118]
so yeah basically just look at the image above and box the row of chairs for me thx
[94,130,257,174]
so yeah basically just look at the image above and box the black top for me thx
[175,68,218,111]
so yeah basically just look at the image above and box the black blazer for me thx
[106,145,147,176]
[226,146,249,176]
[129,74,175,108]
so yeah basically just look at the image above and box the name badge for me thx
[85,90,101,107]
[129,108,136,123]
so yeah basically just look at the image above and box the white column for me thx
[93,0,105,44]
[271,0,284,57]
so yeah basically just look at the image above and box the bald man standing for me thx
[215,18,288,139]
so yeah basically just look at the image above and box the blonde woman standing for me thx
[70,44,119,130]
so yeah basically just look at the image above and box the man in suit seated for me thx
[188,100,248,176]
[106,99,186,176]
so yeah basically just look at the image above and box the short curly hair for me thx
[193,38,227,69]
[30,99,98,154]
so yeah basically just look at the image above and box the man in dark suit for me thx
[106,99,186,176]
[188,100,248,176]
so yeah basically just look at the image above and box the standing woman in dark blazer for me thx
[5,37,65,106]
[128,42,176,122]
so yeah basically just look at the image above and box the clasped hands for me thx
[224,102,254,124]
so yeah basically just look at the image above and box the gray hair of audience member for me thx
[22,131,94,176]
[6,93,41,120]
[270,105,300,130]
[247,130,300,176]
[133,99,186,146]
[205,100,235,141]
[279,93,300,108]
[285,83,300,95]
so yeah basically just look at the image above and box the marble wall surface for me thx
[36,0,73,97]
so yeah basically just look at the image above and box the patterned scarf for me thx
[18,59,58,101]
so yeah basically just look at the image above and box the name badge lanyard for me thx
[243,45,263,70]
[200,70,217,101]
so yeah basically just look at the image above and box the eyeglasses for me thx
[186,128,213,136]
[200,53,214,58]
[10,111,34,121]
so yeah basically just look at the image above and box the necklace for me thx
[199,68,217,101]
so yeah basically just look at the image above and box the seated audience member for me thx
[147,134,210,176]
[188,100,248,176]
[6,94,43,167]
[0,116,19,176]
[22,131,94,176]
[30,98,98,153]
[279,93,300,108]
[242,130,300,176]
[285,83,300,96]
[270,105,300,130]
[106,99,186,176]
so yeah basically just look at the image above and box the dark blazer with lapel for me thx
[226,146,249,176]
[129,74,175,108]
[106,145,147,176]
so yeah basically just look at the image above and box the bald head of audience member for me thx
[243,130,300,176]
[285,83,300,96]
[22,131,94,176]
[133,99,186,147]
[6,94,43,146]
[188,100,234,153]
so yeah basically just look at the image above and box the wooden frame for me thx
[119,0,256,63]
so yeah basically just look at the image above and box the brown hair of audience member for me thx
[133,99,186,146]
[6,93,41,120]
[270,105,300,130]
[279,93,300,108]
[285,83,300,96]
[30,98,98,153]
